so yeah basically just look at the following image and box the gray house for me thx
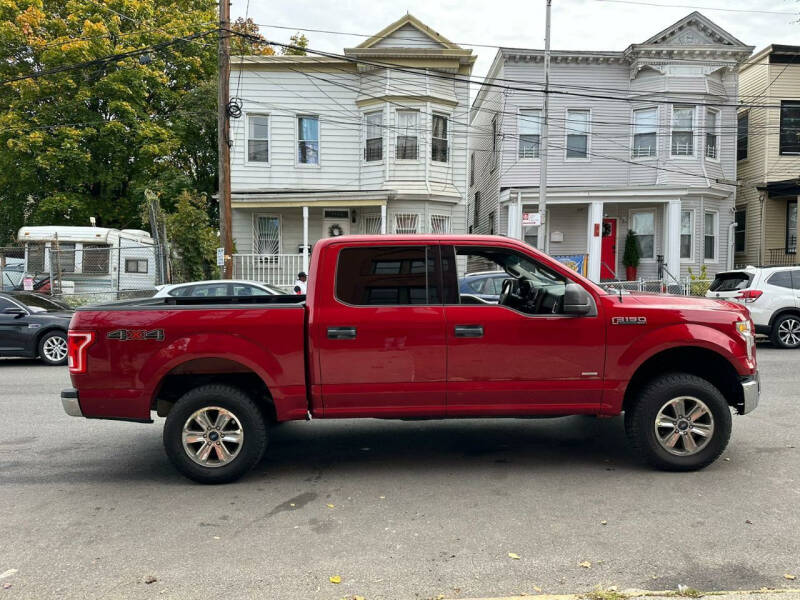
[228,14,475,287]
[470,12,752,283]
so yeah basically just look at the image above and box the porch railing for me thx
[766,248,798,266]
[232,253,304,290]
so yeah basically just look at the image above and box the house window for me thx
[473,191,481,230]
[565,109,589,159]
[365,111,383,162]
[125,259,148,274]
[671,106,694,156]
[247,114,269,163]
[488,211,495,235]
[631,210,655,259]
[254,215,280,255]
[432,114,448,162]
[27,243,45,273]
[735,208,746,253]
[704,211,717,261]
[297,116,319,164]
[519,109,541,158]
[396,110,418,160]
[394,213,419,234]
[469,152,475,186]
[787,200,798,253]
[705,108,719,159]
[335,246,440,305]
[632,107,657,158]
[737,112,749,160]
[680,210,693,260]
[430,215,450,234]
[780,101,800,155]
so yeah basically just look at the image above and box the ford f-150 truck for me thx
[62,235,759,483]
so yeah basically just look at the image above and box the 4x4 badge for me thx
[107,329,165,341]
[611,316,647,325]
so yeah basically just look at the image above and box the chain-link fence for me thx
[603,279,714,297]
[2,244,166,305]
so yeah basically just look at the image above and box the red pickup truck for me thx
[62,235,759,483]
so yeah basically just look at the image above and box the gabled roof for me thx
[639,11,747,47]
[354,13,462,50]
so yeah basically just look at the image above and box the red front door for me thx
[600,218,617,280]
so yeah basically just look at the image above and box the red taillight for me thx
[737,290,763,303]
[67,331,95,374]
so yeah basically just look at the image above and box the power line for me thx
[593,0,798,15]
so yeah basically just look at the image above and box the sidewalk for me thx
[458,589,800,600]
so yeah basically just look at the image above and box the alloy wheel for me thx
[654,396,715,456]
[42,335,68,363]
[181,407,244,467]
[778,318,800,347]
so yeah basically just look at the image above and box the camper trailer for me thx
[16,226,158,295]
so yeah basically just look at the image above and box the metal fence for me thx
[603,278,714,297]
[2,244,165,305]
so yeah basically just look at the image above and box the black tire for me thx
[770,313,800,349]
[624,373,732,471]
[163,384,268,484]
[38,330,68,366]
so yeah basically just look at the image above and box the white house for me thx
[470,12,753,283]
[228,14,475,287]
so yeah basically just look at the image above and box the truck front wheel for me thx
[624,373,732,471]
[163,384,268,484]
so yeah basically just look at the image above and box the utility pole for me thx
[538,0,551,253]
[218,0,233,278]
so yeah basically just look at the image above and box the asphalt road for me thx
[1,346,799,600]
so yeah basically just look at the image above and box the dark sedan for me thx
[0,292,73,365]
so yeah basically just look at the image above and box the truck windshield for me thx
[709,272,752,292]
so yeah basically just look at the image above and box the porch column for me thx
[380,204,387,234]
[507,203,519,238]
[302,206,309,273]
[665,199,681,281]
[587,201,603,282]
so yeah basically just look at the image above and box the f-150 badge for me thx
[611,316,647,325]
[107,329,165,341]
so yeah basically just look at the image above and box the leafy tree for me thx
[166,190,218,282]
[282,32,308,56]
[0,0,218,244]
[230,17,275,56]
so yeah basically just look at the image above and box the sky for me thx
[229,0,799,86]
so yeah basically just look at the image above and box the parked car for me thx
[706,266,800,349]
[153,280,285,298]
[458,271,507,302]
[63,235,758,483]
[1,262,24,291]
[0,292,73,365]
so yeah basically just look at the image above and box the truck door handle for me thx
[454,324,484,338]
[327,326,357,340]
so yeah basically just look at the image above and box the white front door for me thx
[322,209,350,238]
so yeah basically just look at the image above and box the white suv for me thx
[706,266,800,348]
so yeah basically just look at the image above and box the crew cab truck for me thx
[62,235,760,484]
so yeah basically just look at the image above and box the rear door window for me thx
[336,246,441,305]
[767,271,793,289]
[792,270,800,290]
[709,272,752,292]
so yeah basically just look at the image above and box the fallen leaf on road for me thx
[579,561,592,569]
[600,520,608,525]
[379,496,385,500]
[785,574,796,581]
[327,504,335,509]
[745,519,753,524]
[2,583,11,590]
[533,586,542,592]
[213,536,220,540]
[0,570,17,580]
[330,575,342,584]
[144,576,157,585]
[290,503,296,507]
[508,552,520,560]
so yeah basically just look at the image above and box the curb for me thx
[454,589,800,600]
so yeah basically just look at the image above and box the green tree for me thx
[230,16,275,56]
[166,190,218,282]
[0,0,218,244]
[282,32,308,56]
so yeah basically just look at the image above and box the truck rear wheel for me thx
[624,373,732,471]
[163,384,267,484]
